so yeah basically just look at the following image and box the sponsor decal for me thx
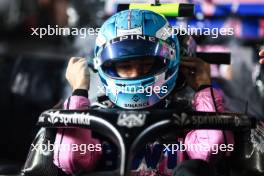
[173,113,191,126]
[40,111,90,126]
[191,115,231,125]
[124,102,149,108]
[132,95,140,102]
[172,113,238,126]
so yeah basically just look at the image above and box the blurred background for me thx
[0,0,263,173]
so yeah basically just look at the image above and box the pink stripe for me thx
[260,19,264,37]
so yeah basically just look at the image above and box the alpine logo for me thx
[117,111,148,128]
[107,35,157,46]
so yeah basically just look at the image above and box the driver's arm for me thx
[181,57,234,162]
[53,57,102,174]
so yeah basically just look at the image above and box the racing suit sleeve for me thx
[53,91,102,174]
[184,87,234,162]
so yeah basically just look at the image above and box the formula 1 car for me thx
[1,2,263,176]
[19,108,263,176]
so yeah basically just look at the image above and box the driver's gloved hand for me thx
[172,159,216,176]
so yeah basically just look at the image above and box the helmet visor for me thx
[97,35,177,79]
[102,56,169,79]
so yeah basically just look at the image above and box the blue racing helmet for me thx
[94,9,180,109]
